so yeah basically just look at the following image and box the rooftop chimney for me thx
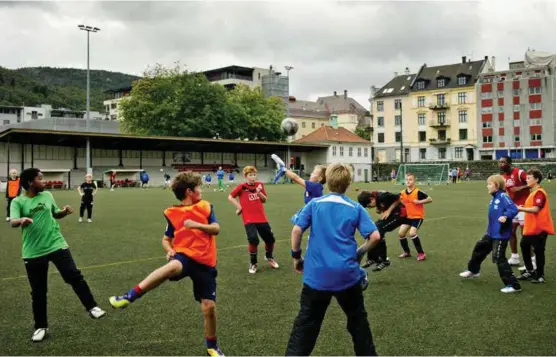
[371,85,378,96]
[344,90,347,99]
[394,72,398,77]
[462,56,466,64]
[491,56,496,71]
[334,91,337,97]
[484,55,488,61]
[404,67,410,74]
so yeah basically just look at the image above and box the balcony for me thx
[428,102,450,110]
[429,138,451,145]
[429,119,451,127]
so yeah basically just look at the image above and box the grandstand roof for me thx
[0,128,327,153]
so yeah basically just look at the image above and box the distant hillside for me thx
[0,66,140,112]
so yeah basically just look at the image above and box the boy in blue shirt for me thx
[286,163,381,356]
[459,175,521,293]
[216,167,225,192]
[284,165,327,204]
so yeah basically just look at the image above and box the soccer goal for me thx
[395,163,450,185]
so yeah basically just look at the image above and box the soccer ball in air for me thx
[281,118,299,136]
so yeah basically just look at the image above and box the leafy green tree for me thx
[355,127,371,141]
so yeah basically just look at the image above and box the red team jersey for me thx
[503,167,529,205]
[230,181,268,224]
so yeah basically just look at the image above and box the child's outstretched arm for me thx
[285,170,306,188]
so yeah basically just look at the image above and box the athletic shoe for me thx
[518,257,537,272]
[518,271,536,281]
[248,264,257,274]
[87,219,92,223]
[362,259,376,269]
[78,217,83,223]
[109,296,131,309]
[508,256,520,266]
[88,306,106,319]
[531,276,545,284]
[417,253,427,261]
[500,285,522,293]
[31,328,48,342]
[360,269,369,291]
[6,217,10,222]
[207,346,225,356]
[398,252,411,258]
[371,258,391,272]
[264,257,279,269]
[459,270,480,279]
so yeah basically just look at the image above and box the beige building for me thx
[103,86,132,121]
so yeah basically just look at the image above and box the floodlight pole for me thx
[285,66,294,170]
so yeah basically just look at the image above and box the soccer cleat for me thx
[264,256,279,269]
[207,346,225,356]
[362,259,376,269]
[371,258,391,272]
[459,271,480,279]
[398,252,411,258]
[31,328,48,342]
[248,264,257,274]
[88,306,107,319]
[500,285,522,293]
[109,295,131,309]
[517,271,536,281]
[417,253,427,261]
[78,217,83,223]
[508,256,520,266]
[87,219,92,223]
[531,276,545,284]
[360,269,369,291]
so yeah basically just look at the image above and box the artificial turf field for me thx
[0,181,555,356]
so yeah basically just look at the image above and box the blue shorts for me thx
[404,218,424,229]
[169,253,217,302]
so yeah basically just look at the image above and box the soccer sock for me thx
[511,253,519,258]
[400,238,410,253]
[411,235,424,254]
[248,243,258,265]
[126,285,144,302]
[206,336,217,349]
[265,243,274,259]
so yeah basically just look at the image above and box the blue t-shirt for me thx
[205,175,212,182]
[294,193,377,291]
[229,172,235,180]
[304,180,324,204]
[217,170,224,180]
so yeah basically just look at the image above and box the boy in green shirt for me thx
[10,168,106,342]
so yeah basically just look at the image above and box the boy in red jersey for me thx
[228,166,279,274]
[499,156,530,266]
[109,171,224,356]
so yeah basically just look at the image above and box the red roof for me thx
[294,126,370,144]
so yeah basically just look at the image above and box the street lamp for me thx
[78,24,100,175]
[284,66,294,168]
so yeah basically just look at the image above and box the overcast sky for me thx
[0,0,555,108]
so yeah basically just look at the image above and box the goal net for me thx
[395,164,450,185]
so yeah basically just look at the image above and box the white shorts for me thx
[513,211,525,225]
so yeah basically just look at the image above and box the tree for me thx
[120,64,286,141]
[355,127,371,141]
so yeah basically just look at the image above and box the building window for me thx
[418,96,425,107]
[482,121,493,128]
[437,94,445,105]
[437,112,446,124]
[530,119,542,125]
[311,122,315,129]
[437,79,446,88]
[528,87,542,94]
[438,148,446,159]
[531,134,542,141]
[394,99,401,110]
[332,146,337,156]
[395,115,402,126]
[419,131,426,142]
[455,147,464,158]
[417,81,425,90]
[515,135,520,142]
[481,92,493,99]
[377,116,384,127]
[458,110,467,123]
[458,92,466,104]
[481,107,493,113]
[459,129,468,140]
[377,101,384,112]
[513,119,520,127]
[395,132,401,142]
[377,133,385,143]
[529,102,542,110]
[364,147,368,157]
[498,106,504,113]
[110,114,117,120]
[3,120,9,125]
[302,121,306,128]
[483,136,493,143]
[438,130,447,140]
[513,89,521,96]
[512,105,520,112]
[419,148,426,160]
[339,146,344,156]
[348,147,353,157]
[458,76,467,85]
[418,113,426,126]
[497,91,504,97]
[357,147,362,157]
[111,103,117,109]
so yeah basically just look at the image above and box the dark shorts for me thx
[169,253,217,302]
[403,218,424,229]
[245,222,275,245]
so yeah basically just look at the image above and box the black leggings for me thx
[80,202,93,219]
[521,233,548,276]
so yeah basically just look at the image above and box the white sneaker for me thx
[6,217,10,222]
[459,270,480,279]
[501,285,522,293]
[87,219,92,223]
[248,264,257,274]
[88,306,107,319]
[78,218,83,223]
[508,256,520,266]
[264,256,279,269]
[31,328,48,342]
[518,261,537,272]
